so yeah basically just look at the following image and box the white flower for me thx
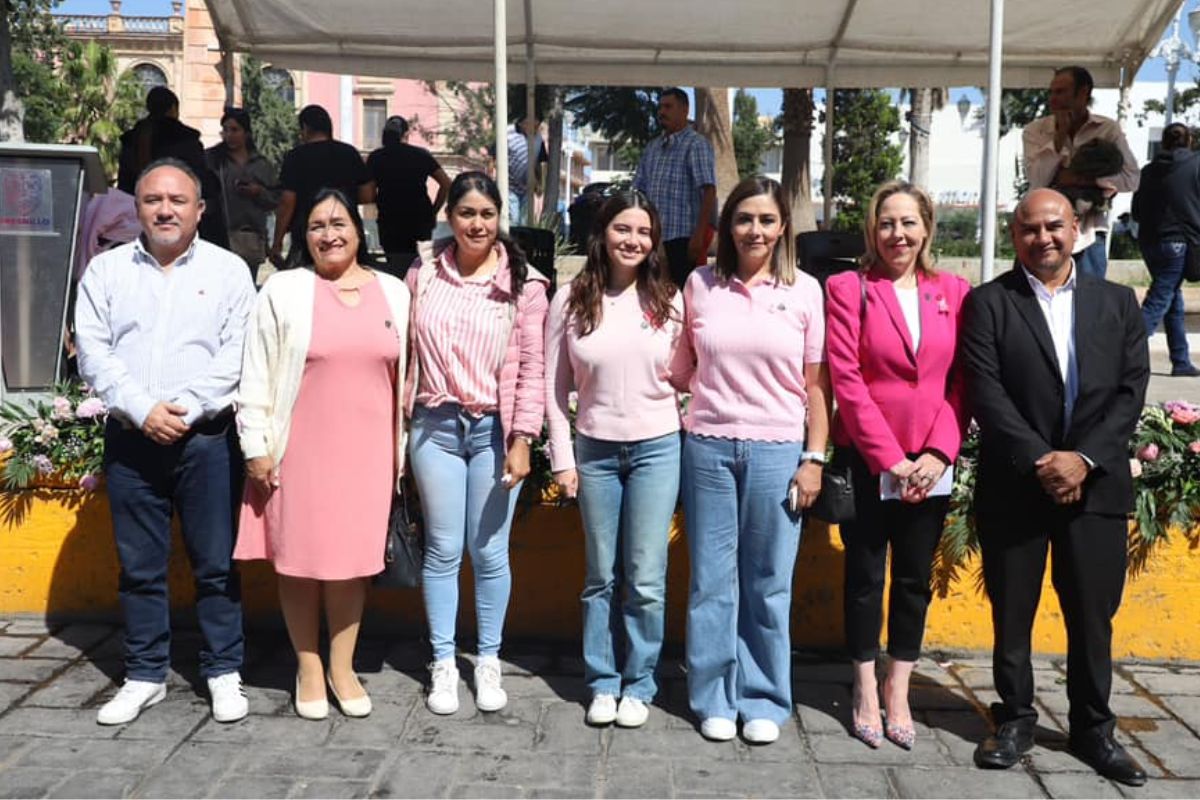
[1129,458,1143,479]
[0,437,12,454]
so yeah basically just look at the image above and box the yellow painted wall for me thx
[2,489,1198,659]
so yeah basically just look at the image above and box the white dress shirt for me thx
[1021,264,1079,431]
[75,235,256,429]
[895,284,921,353]
[1022,113,1140,252]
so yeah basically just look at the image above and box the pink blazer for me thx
[403,245,549,450]
[825,268,971,475]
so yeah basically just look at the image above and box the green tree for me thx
[239,55,298,169]
[991,88,1048,137]
[420,80,495,157]
[824,89,903,232]
[732,88,774,180]
[564,86,660,168]
[2,0,65,142]
[55,40,142,178]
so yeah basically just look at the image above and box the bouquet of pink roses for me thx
[0,382,107,490]
[1130,400,1200,550]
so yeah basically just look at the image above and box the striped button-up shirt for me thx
[633,125,716,241]
[413,246,514,416]
[75,236,256,429]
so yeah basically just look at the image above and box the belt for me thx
[114,408,234,436]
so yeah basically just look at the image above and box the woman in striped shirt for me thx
[545,191,684,729]
[405,171,549,716]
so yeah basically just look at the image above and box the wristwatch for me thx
[800,450,826,465]
[513,434,535,447]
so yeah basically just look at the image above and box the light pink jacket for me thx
[403,244,549,450]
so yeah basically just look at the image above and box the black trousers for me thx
[978,508,1127,739]
[840,448,949,662]
[663,237,695,290]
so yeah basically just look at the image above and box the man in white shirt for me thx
[75,159,256,726]
[1022,66,1140,280]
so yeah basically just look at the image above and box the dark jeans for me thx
[1140,239,1194,371]
[1074,233,1108,281]
[979,509,1127,738]
[663,238,695,290]
[104,416,244,682]
[839,448,948,662]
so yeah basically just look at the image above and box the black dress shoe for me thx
[1069,734,1147,787]
[974,721,1035,769]
[1171,364,1200,377]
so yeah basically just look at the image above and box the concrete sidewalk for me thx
[0,619,1198,798]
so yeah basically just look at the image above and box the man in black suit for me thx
[962,188,1149,786]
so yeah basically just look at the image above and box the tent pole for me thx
[979,0,1004,283]
[524,0,537,226]
[495,0,510,231]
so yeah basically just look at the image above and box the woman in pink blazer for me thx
[825,181,970,750]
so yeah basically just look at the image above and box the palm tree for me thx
[905,87,947,191]
[780,88,817,232]
[57,40,143,179]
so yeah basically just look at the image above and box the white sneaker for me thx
[426,659,460,715]
[473,657,507,712]
[700,716,737,741]
[615,696,649,728]
[207,671,248,723]
[586,694,618,725]
[742,718,780,744]
[96,679,166,725]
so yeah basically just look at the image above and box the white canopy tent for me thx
[205,0,1182,279]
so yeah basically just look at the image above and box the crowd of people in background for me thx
[72,65,1194,789]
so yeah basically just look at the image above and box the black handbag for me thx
[811,452,856,524]
[375,480,424,589]
[1185,243,1200,283]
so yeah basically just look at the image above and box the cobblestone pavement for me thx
[1,619,1199,798]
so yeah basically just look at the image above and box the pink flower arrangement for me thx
[74,397,106,419]
[1190,441,1200,455]
[1137,443,1160,462]
[1164,400,1200,426]
[78,473,100,491]
[31,454,54,475]
[51,396,74,422]
[0,437,11,454]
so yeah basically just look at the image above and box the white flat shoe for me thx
[294,674,328,720]
[327,674,372,718]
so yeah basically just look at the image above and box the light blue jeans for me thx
[409,404,521,660]
[575,431,681,701]
[682,433,803,725]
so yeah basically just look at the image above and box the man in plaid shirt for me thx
[633,88,717,288]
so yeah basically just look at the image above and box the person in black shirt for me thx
[272,105,375,268]
[367,115,451,276]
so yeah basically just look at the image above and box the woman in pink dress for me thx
[235,188,410,721]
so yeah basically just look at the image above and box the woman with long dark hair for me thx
[205,107,279,282]
[671,176,831,744]
[236,188,410,721]
[545,191,683,728]
[405,171,550,716]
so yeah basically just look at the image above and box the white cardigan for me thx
[236,268,411,485]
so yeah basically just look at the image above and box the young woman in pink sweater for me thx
[545,192,683,729]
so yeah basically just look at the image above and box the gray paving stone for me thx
[241,683,292,716]
[21,660,117,708]
[24,625,116,659]
[233,746,387,780]
[189,713,333,747]
[1026,743,1097,774]
[738,718,810,764]
[910,684,981,712]
[401,699,539,752]
[0,658,67,684]
[890,765,1047,797]
[47,770,142,799]
[114,697,211,742]
[0,683,29,714]
[528,788,594,799]
[0,735,32,767]
[1116,779,1200,798]
[1037,689,1172,720]
[533,700,605,754]
[792,662,853,685]
[1158,694,1200,730]
[927,709,993,767]
[1041,772,1125,799]
[0,638,36,657]
[0,766,63,798]
[672,756,822,798]
[1126,672,1200,696]
[814,763,894,798]
[603,756,670,799]
[503,674,587,702]
[371,749,462,798]
[466,753,599,793]
[0,707,119,739]
[132,742,240,799]
[794,681,852,735]
[208,775,296,798]
[325,697,417,748]
[356,667,426,698]
[445,783,525,798]
[606,715,741,763]
[4,620,57,636]
[809,731,951,766]
[11,737,174,771]
[290,779,371,799]
[1121,719,1200,778]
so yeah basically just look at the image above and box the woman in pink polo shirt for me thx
[672,176,831,744]
[546,191,683,729]
[825,181,970,750]
[405,171,549,717]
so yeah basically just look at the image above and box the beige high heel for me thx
[327,673,372,718]
[294,673,329,720]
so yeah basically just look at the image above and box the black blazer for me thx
[961,268,1149,519]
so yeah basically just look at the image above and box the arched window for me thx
[263,67,296,105]
[131,63,169,94]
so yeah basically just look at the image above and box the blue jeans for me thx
[681,433,804,724]
[1074,233,1108,280]
[409,404,521,660]
[103,417,244,682]
[1140,240,1194,371]
[508,190,526,224]
[575,431,681,701]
